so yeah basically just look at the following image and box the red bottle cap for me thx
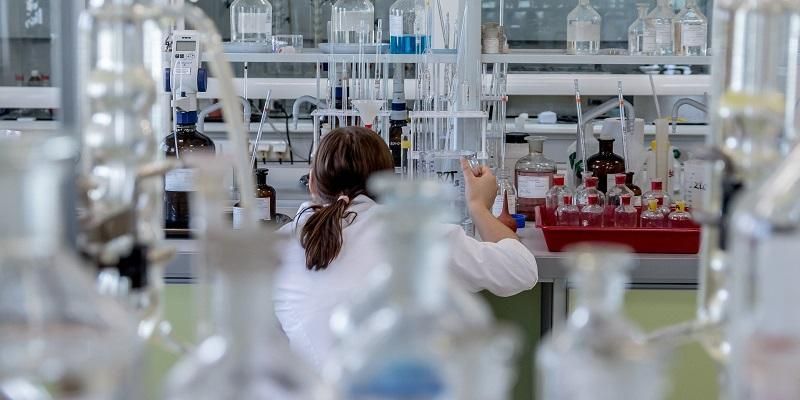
[651,179,663,191]
[615,174,626,185]
[553,175,565,186]
[621,194,631,205]
[588,194,599,205]
[586,177,598,188]
[657,197,664,206]
[563,194,573,204]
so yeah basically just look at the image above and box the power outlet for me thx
[250,140,290,162]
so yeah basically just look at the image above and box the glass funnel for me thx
[0,135,138,398]
[536,244,666,400]
[164,156,330,400]
[324,175,520,400]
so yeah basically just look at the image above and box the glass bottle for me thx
[656,197,672,216]
[389,0,431,54]
[492,169,517,217]
[230,0,273,43]
[625,171,643,207]
[0,136,137,398]
[646,0,675,56]
[606,173,634,223]
[545,175,573,221]
[566,0,602,55]
[640,199,665,228]
[556,194,580,226]
[163,111,216,231]
[575,176,607,207]
[580,193,604,227]
[667,200,693,227]
[587,136,626,194]
[629,3,655,55]
[326,177,520,400]
[674,0,707,56]
[331,0,375,44]
[389,66,407,172]
[642,178,670,210]
[165,160,326,400]
[515,136,556,221]
[615,194,638,227]
[233,168,277,228]
[537,244,665,400]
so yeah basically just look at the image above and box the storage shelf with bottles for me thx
[202,49,711,66]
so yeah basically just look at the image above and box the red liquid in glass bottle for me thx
[515,136,556,221]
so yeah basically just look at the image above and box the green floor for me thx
[146,284,719,400]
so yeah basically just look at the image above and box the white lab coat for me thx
[273,194,538,369]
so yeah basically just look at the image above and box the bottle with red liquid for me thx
[586,136,626,193]
[515,136,556,221]
[580,193,604,227]
[575,176,606,207]
[556,194,580,226]
[605,173,633,223]
[614,194,637,227]
[642,179,670,211]
[640,199,665,228]
[656,197,672,217]
[545,175,572,222]
[667,200,693,228]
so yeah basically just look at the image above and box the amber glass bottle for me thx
[254,168,277,221]
[163,111,216,230]
[625,171,643,207]
[587,137,625,193]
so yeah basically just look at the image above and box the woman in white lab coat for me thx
[274,127,538,368]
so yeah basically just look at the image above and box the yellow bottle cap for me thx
[650,140,657,150]
[676,200,686,212]
[648,199,658,211]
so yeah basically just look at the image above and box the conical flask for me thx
[0,135,138,398]
[164,155,332,400]
[324,175,520,400]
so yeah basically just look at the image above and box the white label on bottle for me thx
[165,168,195,192]
[237,12,272,36]
[633,195,642,207]
[491,190,517,217]
[517,175,550,199]
[389,14,403,37]
[256,197,271,221]
[643,29,656,52]
[681,24,706,47]
[655,23,672,46]
[572,21,600,42]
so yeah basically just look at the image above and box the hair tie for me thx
[337,195,351,205]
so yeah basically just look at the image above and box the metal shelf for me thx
[207,49,712,66]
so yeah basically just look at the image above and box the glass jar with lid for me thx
[515,136,556,221]
[331,0,375,44]
[230,0,273,43]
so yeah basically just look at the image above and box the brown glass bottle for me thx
[233,168,277,228]
[163,111,215,230]
[625,171,643,207]
[586,137,625,194]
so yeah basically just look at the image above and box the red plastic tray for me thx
[534,206,701,254]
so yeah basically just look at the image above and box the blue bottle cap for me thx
[512,213,526,229]
[175,110,198,125]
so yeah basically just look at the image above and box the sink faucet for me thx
[671,98,708,134]
[291,95,328,129]
[581,97,637,142]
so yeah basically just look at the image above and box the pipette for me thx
[251,89,273,169]
[617,81,630,171]
[574,79,587,177]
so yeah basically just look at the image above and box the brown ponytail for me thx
[300,127,393,270]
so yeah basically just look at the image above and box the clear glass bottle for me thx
[615,194,638,227]
[230,0,273,43]
[640,199,665,228]
[587,137,626,194]
[646,0,675,56]
[493,169,518,217]
[163,111,216,231]
[580,194,604,227]
[0,136,137,399]
[629,3,655,55]
[675,0,707,56]
[556,194,580,226]
[537,244,665,400]
[606,173,634,222]
[566,0,602,55]
[165,160,326,400]
[545,175,573,221]
[667,200,693,228]
[576,176,607,207]
[656,197,672,216]
[325,177,520,400]
[389,0,431,54]
[642,178,670,210]
[515,136,556,221]
[331,0,375,44]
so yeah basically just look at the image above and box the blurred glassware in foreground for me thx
[537,244,666,400]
